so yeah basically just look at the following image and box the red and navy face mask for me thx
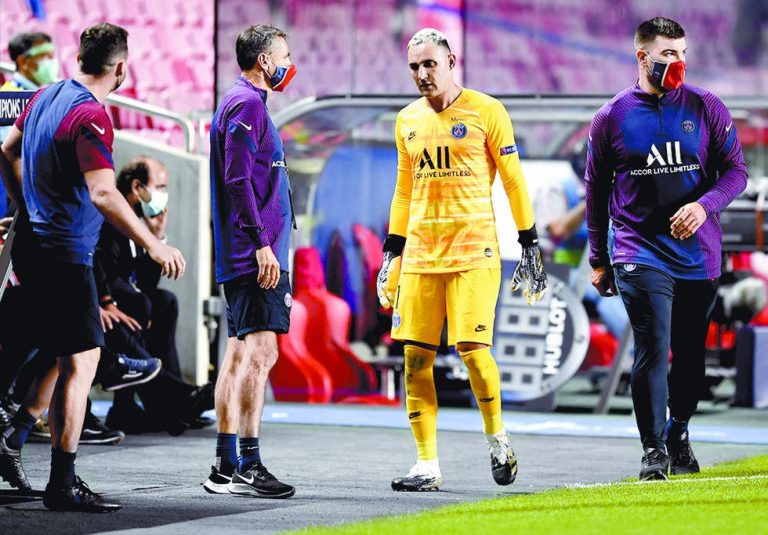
[647,56,685,92]
[269,64,297,92]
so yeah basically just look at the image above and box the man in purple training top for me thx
[0,23,185,510]
[586,17,748,481]
[204,24,296,499]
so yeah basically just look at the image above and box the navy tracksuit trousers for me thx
[614,264,718,449]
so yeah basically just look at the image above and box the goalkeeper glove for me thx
[511,225,549,305]
[377,234,405,309]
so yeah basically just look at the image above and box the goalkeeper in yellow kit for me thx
[377,28,548,491]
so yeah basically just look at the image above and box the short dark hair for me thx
[634,17,686,49]
[8,32,52,64]
[116,157,150,196]
[236,24,286,71]
[78,23,128,76]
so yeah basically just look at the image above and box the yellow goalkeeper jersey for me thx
[389,88,535,273]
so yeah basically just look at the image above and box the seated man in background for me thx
[97,156,213,433]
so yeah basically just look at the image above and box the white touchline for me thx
[567,474,768,489]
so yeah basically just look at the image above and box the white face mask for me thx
[140,187,169,218]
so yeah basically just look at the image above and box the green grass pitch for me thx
[295,455,768,535]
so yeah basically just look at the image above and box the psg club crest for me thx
[682,120,695,133]
[451,123,467,139]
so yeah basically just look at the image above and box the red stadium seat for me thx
[273,300,333,403]
[293,247,398,405]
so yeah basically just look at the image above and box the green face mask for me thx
[32,57,59,85]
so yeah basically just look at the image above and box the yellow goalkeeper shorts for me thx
[391,268,501,347]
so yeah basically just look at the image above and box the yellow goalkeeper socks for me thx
[403,344,438,461]
[460,347,504,435]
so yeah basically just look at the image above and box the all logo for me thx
[451,123,467,139]
[647,141,683,167]
[419,146,451,170]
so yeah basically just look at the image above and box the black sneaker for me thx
[43,476,121,512]
[391,461,442,492]
[0,434,31,492]
[80,412,125,445]
[227,463,295,498]
[667,430,700,475]
[639,447,670,481]
[100,354,162,392]
[203,464,234,494]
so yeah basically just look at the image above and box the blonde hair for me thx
[407,28,451,51]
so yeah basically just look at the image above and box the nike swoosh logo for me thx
[121,371,143,380]
[238,121,252,131]
[240,474,255,484]
[725,122,732,132]
[91,123,105,135]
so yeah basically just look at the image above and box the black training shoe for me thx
[80,412,125,445]
[203,465,234,494]
[0,434,31,492]
[391,461,442,492]
[639,447,670,481]
[488,434,518,486]
[668,430,700,475]
[227,463,295,498]
[101,354,162,392]
[43,476,121,512]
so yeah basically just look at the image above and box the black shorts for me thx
[224,271,292,339]
[19,241,104,356]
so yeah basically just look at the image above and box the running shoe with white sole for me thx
[203,464,234,494]
[391,460,442,492]
[100,355,162,392]
[80,411,125,445]
[227,463,295,499]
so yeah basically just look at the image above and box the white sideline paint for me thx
[567,474,768,489]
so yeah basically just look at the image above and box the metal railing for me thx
[272,94,765,128]
[0,61,197,152]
